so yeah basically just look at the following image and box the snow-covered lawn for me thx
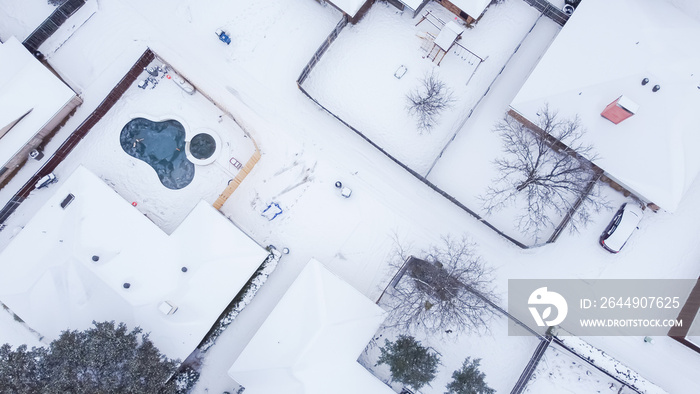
[303,0,542,175]
[361,313,540,394]
[570,335,700,394]
[552,335,669,394]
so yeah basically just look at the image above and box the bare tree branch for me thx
[382,236,497,337]
[406,71,455,133]
[480,106,608,240]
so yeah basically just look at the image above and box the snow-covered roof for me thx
[450,0,491,19]
[400,0,425,11]
[329,0,367,18]
[0,36,76,167]
[0,166,268,361]
[434,21,464,51]
[228,259,392,394]
[510,0,700,212]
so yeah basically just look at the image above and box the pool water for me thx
[120,118,194,189]
[190,133,216,160]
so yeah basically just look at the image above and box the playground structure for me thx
[416,11,484,68]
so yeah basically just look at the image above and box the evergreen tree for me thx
[0,344,46,393]
[0,321,179,393]
[377,335,440,391]
[445,357,494,394]
[175,366,200,394]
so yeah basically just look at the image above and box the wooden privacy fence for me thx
[549,337,644,394]
[23,0,87,54]
[297,15,348,85]
[297,12,539,248]
[546,171,603,243]
[213,150,261,210]
[0,49,155,226]
[294,6,584,248]
[510,336,552,394]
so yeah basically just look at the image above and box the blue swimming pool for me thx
[120,118,194,189]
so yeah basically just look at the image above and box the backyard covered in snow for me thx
[302,0,543,175]
[524,342,641,394]
[0,54,258,237]
[301,0,592,245]
[361,309,541,394]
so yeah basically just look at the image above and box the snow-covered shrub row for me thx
[198,249,281,352]
[175,366,200,394]
[553,332,666,394]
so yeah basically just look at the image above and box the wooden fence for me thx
[23,0,87,54]
[550,337,644,394]
[510,336,552,394]
[297,16,348,85]
[297,12,532,248]
[296,4,581,248]
[521,0,570,26]
[0,49,155,226]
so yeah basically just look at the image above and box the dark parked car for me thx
[600,203,643,253]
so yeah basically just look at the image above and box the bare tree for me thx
[481,106,607,240]
[406,71,455,133]
[382,236,496,336]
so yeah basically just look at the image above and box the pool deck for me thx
[0,53,261,235]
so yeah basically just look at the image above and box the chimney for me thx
[601,95,639,124]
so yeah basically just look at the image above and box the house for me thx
[0,166,269,361]
[0,36,82,185]
[228,259,393,394]
[324,0,489,24]
[509,0,700,212]
[434,0,491,23]
[321,0,375,23]
[389,0,491,23]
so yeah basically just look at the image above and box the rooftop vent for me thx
[123,282,131,289]
[60,194,75,209]
[601,95,638,124]
[158,301,178,315]
[92,255,99,262]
